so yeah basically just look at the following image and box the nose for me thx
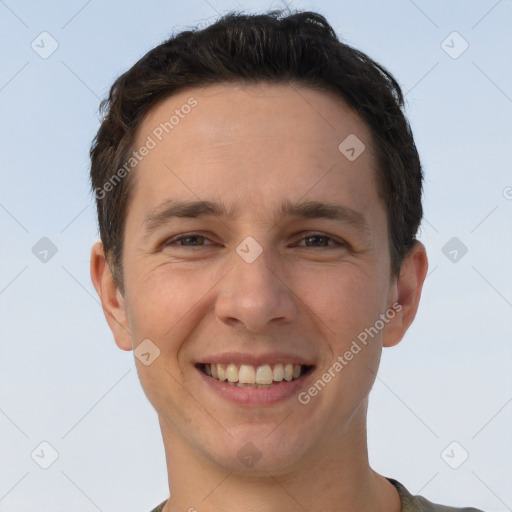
[215,244,297,333]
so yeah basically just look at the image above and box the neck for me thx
[159,404,401,512]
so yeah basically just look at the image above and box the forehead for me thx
[128,82,383,228]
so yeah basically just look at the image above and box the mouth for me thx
[197,363,314,388]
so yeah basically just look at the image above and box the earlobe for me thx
[90,241,133,351]
[382,241,428,348]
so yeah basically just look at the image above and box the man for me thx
[89,10,484,512]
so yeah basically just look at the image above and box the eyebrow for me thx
[143,199,371,238]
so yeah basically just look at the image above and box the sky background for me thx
[0,0,511,511]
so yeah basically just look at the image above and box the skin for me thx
[91,83,428,512]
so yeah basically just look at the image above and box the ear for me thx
[382,241,428,348]
[90,240,132,351]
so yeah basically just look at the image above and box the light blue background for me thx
[1,0,511,511]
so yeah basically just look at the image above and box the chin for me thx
[204,426,312,476]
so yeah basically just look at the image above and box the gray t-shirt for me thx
[149,477,486,511]
[386,478,484,511]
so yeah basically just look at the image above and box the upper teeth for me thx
[203,363,303,384]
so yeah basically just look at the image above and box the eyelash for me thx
[163,232,346,249]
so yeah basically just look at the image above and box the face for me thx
[92,82,426,475]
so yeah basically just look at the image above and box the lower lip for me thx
[196,367,314,406]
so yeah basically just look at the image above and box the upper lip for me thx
[197,351,316,367]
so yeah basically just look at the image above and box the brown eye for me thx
[164,233,213,247]
[296,233,345,248]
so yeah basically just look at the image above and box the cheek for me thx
[302,264,387,391]
[297,263,387,339]
[124,264,217,352]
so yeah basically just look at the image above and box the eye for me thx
[295,233,345,248]
[163,233,214,247]
[162,232,346,250]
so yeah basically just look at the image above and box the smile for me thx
[198,363,313,388]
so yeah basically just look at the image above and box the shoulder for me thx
[148,481,486,512]
[148,500,167,512]
[387,478,486,512]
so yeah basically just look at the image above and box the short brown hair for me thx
[90,10,423,292]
